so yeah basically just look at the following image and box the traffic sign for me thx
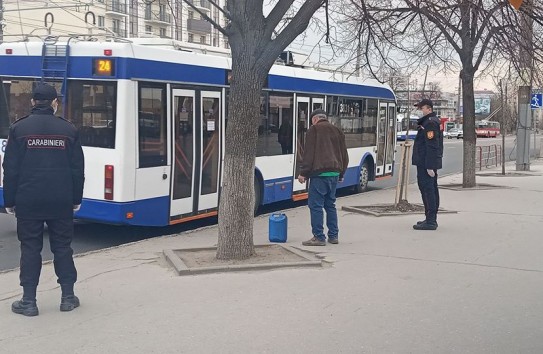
[531,93,543,109]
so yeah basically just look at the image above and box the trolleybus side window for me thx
[0,78,64,137]
[68,81,116,148]
[326,95,338,117]
[338,97,365,149]
[1,78,34,130]
[327,97,377,148]
[138,84,167,167]
[257,92,294,157]
[0,78,16,138]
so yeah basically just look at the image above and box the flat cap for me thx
[309,109,327,119]
[32,83,58,100]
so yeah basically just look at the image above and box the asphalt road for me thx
[0,134,535,271]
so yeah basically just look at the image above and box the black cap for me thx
[32,83,58,100]
[310,109,327,119]
[414,98,433,109]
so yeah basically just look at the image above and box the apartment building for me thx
[1,0,227,48]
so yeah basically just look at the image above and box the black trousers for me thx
[416,166,440,223]
[17,218,77,288]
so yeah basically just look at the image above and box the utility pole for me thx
[500,80,506,175]
[533,97,538,158]
[457,76,462,122]
[421,66,429,97]
[514,0,533,171]
[355,35,361,77]
[0,0,4,44]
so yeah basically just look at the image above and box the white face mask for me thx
[52,99,58,114]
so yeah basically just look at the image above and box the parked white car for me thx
[446,128,463,139]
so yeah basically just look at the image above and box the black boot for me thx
[417,220,438,227]
[413,221,438,230]
[60,295,80,312]
[12,299,39,317]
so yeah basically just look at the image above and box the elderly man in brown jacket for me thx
[297,109,348,246]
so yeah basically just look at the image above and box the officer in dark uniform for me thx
[411,99,443,230]
[2,83,85,316]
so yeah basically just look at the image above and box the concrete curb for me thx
[342,205,458,217]
[163,244,322,276]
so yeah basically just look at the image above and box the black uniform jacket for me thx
[2,106,85,219]
[411,112,443,170]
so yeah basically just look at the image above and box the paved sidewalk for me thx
[1,161,543,353]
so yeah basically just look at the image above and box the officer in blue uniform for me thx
[2,83,85,316]
[411,99,443,230]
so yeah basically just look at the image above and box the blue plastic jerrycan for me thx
[269,213,288,243]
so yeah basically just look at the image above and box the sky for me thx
[265,1,497,94]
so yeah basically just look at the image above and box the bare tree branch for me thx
[334,0,543,188]
[207,0,232,21]
[265,0,295,38]
[257,0,325,70]
[270,0,326,51]
[180,0,228,36]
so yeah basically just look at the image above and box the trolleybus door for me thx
[375,102,388,176]
[376,102,396,176]
[198,91,221,211]
[171,89,196,216]
[384,103,396,175]
[170,90,222,216]
[312,98,324,111]
[293,96,310,193]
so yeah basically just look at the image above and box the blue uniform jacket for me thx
[411,112,443,170]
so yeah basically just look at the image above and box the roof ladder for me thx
[41,39,70,109]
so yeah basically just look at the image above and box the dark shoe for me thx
[413,221,438,230]
[328,238,339,244]
[60,295,80,312]
[12,299,39,317]
[302,237,326,246]
[417,220,438,227]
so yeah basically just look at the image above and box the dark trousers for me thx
[416,166,440,223]
[17,218,77,288]
[280,143,292,154]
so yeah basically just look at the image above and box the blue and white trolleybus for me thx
[0,37,397,226]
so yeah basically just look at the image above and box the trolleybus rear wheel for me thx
[354,162,369,193]
[254,177,262,216]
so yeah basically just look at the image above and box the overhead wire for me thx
[7,0,346,67]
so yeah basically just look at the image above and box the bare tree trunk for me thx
[461,69,476,187]
[196,0,324,260]
[216,53,265,260]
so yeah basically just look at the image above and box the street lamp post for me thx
[510,0,533,171]
[0,0,4,44]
